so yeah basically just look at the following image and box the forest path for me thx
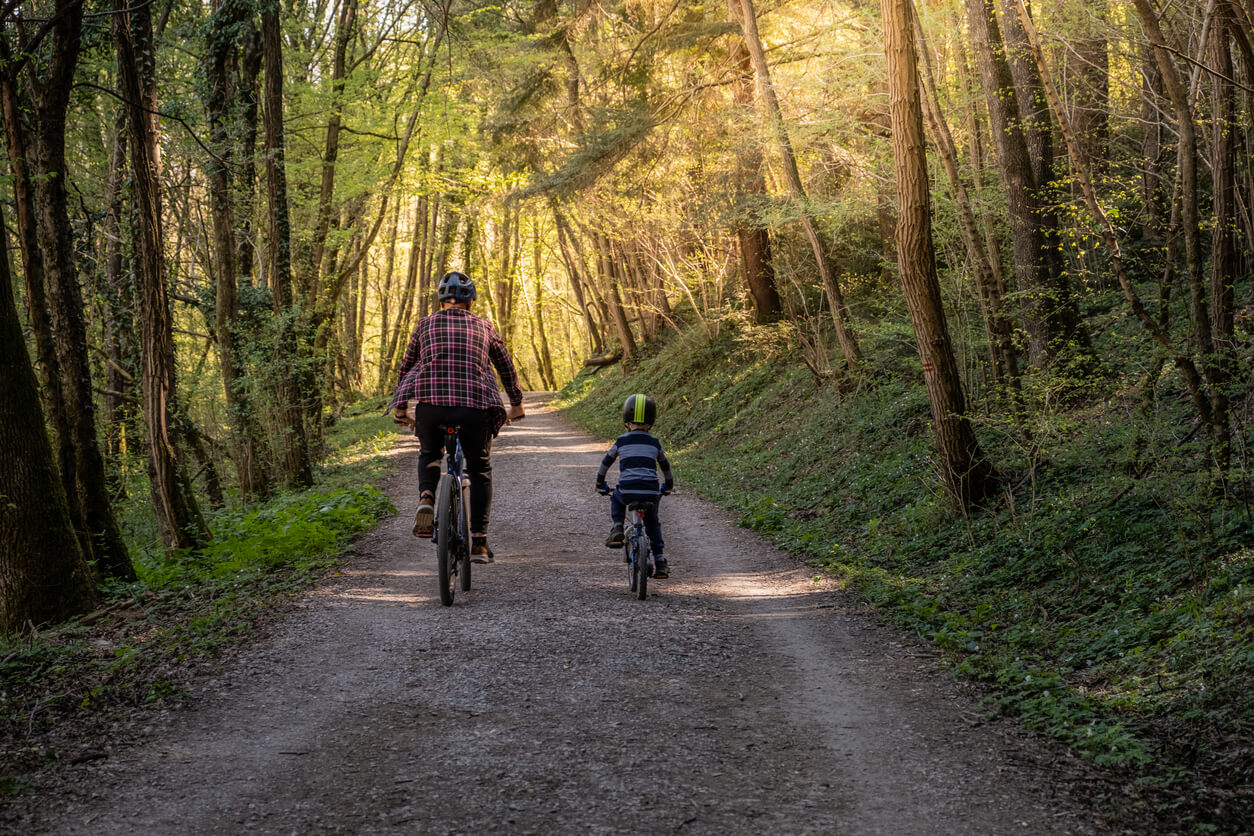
[28,395,1108,835]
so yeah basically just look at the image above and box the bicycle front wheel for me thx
[436,474,458,606]
[633,538,648,600]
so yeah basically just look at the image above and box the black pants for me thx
[412,404,494,534]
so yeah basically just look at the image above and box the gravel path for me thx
[26,395,1109,834]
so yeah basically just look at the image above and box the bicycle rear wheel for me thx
[436,474,458,606]
[627,540,637,593]
[458,480,472,592]
[633,537,648,600]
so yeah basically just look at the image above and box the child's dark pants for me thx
[610,487,664,554]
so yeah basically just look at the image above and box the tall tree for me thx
[883,0,994,506]
[735,0,861,367]
[726,0,782,323]
[115,0,210,549]
[204,0,273,501]
[963,0,1087,366]
[0,203,98,634]
[261,0,313,488]
[5,0,134,578]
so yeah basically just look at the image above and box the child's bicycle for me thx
[433,424,472,606]
[599,486,668,600]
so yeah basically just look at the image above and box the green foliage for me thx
[560,314,1254,826]
[135,485,393,587]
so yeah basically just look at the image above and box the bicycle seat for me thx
[626,501,656,513]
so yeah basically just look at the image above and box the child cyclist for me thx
[596,394,675,578]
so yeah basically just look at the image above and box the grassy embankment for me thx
[558,314,1252,831]
[0,399,398,784]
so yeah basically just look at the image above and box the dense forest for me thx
[1,0,1252,824]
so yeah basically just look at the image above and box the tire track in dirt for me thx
[22,395,1108,835]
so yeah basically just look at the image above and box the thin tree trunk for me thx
[1009,0,1214,432]
[554,207,605,355]
[596,232,637,366]
[963,0,1086,366]
[262,2,313,489]
[913,5,1017,386]
[204,0,271,501]
[1209,8,1237,469]
[736,0,861,366]
[533,223,557,389]
[102,109,136,469]
[883,0,994,508]
[727,0,782,322]
[115,0,209,549]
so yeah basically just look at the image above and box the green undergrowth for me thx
[0,399,397,775]
[558,315,1253,831]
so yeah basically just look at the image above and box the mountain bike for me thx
[433,424,472,606]
[600,487,663,600]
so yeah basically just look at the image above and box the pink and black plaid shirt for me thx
[387,307,524,435]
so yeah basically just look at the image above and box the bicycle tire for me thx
[458,480,472,592]
[627,540,637,593]
[634,537,648,600]
[436,474,457,606]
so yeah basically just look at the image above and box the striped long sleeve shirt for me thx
[597,429,674,496]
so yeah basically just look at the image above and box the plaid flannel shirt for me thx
[387,307,523,435]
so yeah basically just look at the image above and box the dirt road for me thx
[24,396,1109,834]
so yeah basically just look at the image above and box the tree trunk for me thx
[262,2,313,489]
[307,0,358,307]
[0,204,97,634]
[963,0,1086,366]
[533,223,558,389]
[727,0,782,323]
[115,0,209,549]
[1208,8,1237,469]
[28,1,135,577]
[0,55,78,529]
[204,0,272,502]
[736,0,861,366]
[913,8,1018,386]
[883,0,994,507]
[1007,0,1215,434]
[596,232,637,367]
[1130,0,1224,451]
[553,207,605,355]
[102,109,137,469]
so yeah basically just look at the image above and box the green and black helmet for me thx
[622,393,657,425]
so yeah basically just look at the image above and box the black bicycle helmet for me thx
[622,393,657,425]
[437,270,477,303]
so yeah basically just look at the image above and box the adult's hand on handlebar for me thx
[393,412,415,428]
[506,403,526,424]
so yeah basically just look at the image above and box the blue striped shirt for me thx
[597,429,674,495]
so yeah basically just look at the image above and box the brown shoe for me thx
[470,535,494,564]
[412,492,435,538]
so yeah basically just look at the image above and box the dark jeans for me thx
[610,488,664,555]
[412,404,494,534]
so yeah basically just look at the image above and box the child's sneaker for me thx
[413,491,435,538]
[653,557,669,578]
[605,524,624,548]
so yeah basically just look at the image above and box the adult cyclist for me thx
[388,271,525,563]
